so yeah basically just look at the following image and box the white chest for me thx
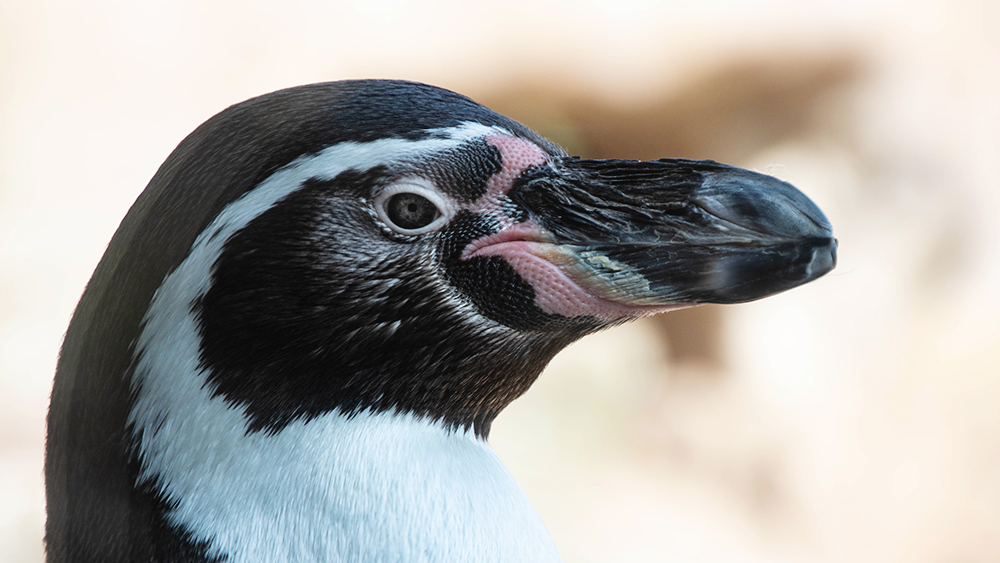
[133,403,561,563]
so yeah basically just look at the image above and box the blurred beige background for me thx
[2,0,999,561]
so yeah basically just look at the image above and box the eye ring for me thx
[373,180,454,235]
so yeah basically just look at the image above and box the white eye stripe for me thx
[373,179,456,235]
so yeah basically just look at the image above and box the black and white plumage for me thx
[46,80,836,563]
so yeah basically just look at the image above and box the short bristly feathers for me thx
[46,80,836,563]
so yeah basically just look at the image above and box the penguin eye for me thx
[386,193,439,230]
[374,181,453,236]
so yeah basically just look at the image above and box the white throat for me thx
[140,405,561,563]
[127,124,562,562]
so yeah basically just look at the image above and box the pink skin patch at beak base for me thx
[462,135,550,227]
[463,221,687,321]
[460,135,688,321]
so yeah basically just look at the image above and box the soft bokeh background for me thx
[2,0,999,561]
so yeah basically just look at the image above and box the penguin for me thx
[45,79,836,563]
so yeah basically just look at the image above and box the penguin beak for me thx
[505,157,837,307]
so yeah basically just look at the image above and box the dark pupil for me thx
[386,192,439,230]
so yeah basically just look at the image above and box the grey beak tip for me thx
[692,170,833,241]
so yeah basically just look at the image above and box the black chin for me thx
[439,210,603,333]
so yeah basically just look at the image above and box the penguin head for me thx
[66,80,837,439]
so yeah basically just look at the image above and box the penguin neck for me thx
[131,380,561,562]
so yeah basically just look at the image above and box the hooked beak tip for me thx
[691,171,833,241]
